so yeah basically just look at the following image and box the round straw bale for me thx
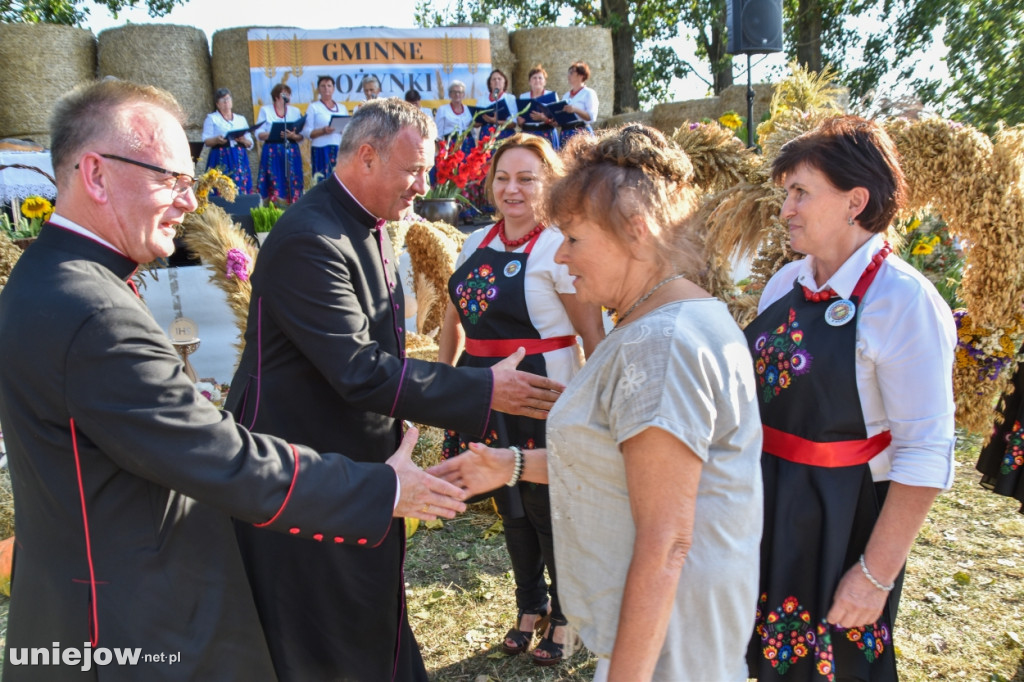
[509,26,614,120]
[474,23,516,86]
[0,23,96,146]
[211,27,262,183]
[98,24,212,140]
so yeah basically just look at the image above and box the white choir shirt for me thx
[302,99,348,149]
[758,233,956,489]
[255,104,303,139]
[455,225,582,385]
[434,103,474,140]
[202,110,252,148]
[562,86,599,123]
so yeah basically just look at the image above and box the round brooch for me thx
[503,260,522,277]
[824,299,856,326]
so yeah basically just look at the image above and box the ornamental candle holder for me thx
[169,317,200,384]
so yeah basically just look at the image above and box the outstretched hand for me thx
[428,442,514,497]
[490,348,565,419]
[387,427,467,521]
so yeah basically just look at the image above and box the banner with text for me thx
[246,27,493,117]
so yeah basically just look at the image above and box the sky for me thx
[82,0,790,104]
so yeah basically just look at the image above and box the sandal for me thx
[531,617,579,667]
[500,602,551,656]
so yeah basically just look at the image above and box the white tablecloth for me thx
[0,151,56,203]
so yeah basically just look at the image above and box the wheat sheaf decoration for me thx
[691,63,1024,434]
[179,204,257,357]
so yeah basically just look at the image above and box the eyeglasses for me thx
[76,153,195,194]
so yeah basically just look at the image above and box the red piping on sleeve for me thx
[69,418,100,647]
[253,444,301,528]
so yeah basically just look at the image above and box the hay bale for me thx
[651,98,722,135]
[0,23,96,146]
[598,111,652,130]
[718,83,776,129]
[509,26,614,120]
[98,24,212,140]
[212,27,261,181]
[475,23,516,88]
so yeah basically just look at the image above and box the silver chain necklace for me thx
[615,273,685,326]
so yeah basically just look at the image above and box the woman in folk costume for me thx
[559,61,598,143]
[438,133,604,666]
[202,87,253,193]
[976,357,1024,514]
[302,75,347,181]
[517,63,560,150]
[480,69,518,142]
[255,82,304,204]
[745,116,956,681]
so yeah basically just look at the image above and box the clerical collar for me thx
[333,175,384,227]
[48,213,126,257]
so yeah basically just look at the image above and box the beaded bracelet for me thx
[505,446,524,487]
[859,554,895,592]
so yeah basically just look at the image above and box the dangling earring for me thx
[847,216,855,226]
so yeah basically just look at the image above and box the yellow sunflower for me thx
[21,196,53,221]
[718,111,744,131]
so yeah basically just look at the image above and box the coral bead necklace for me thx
[497,220,545,249]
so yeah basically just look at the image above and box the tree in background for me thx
[0,0,183,26]
[847,0,1022,131]
[415,0,733,114]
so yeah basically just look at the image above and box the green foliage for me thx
[414,0,710,112]
[844,0,1023,131]
[250,203,285,234]
[0,0,185,26]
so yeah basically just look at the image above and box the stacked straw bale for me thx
[598,111,652,130]
[211,27,261,182]
[652,84,778,137]
[0,23,96,146]
[98,24,212,140]
[478,23,516,89]
[509,26,614,121]
[652,99,721,135]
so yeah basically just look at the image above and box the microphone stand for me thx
[280,105,295,202]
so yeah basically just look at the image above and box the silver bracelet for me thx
[505,446,524,487]
[858,554,895,592]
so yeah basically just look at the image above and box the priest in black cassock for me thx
[0,81,469,682]
[226,98,564,681]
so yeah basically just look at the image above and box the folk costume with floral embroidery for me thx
[744,250,898,682]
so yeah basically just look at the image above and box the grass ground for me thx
[0,432,1021,680]
[404,432,1024,681]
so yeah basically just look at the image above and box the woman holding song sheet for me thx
[202,87,253,193]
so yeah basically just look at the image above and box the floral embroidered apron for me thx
[744,260,898,682]
[442,224,574,515]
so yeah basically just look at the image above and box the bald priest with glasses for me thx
[0,79,468,681]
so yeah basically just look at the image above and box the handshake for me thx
[386,429,529,521]
[387,347,561,521]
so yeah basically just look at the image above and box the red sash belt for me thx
[763,425,892,468]
[464,335,577,357]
